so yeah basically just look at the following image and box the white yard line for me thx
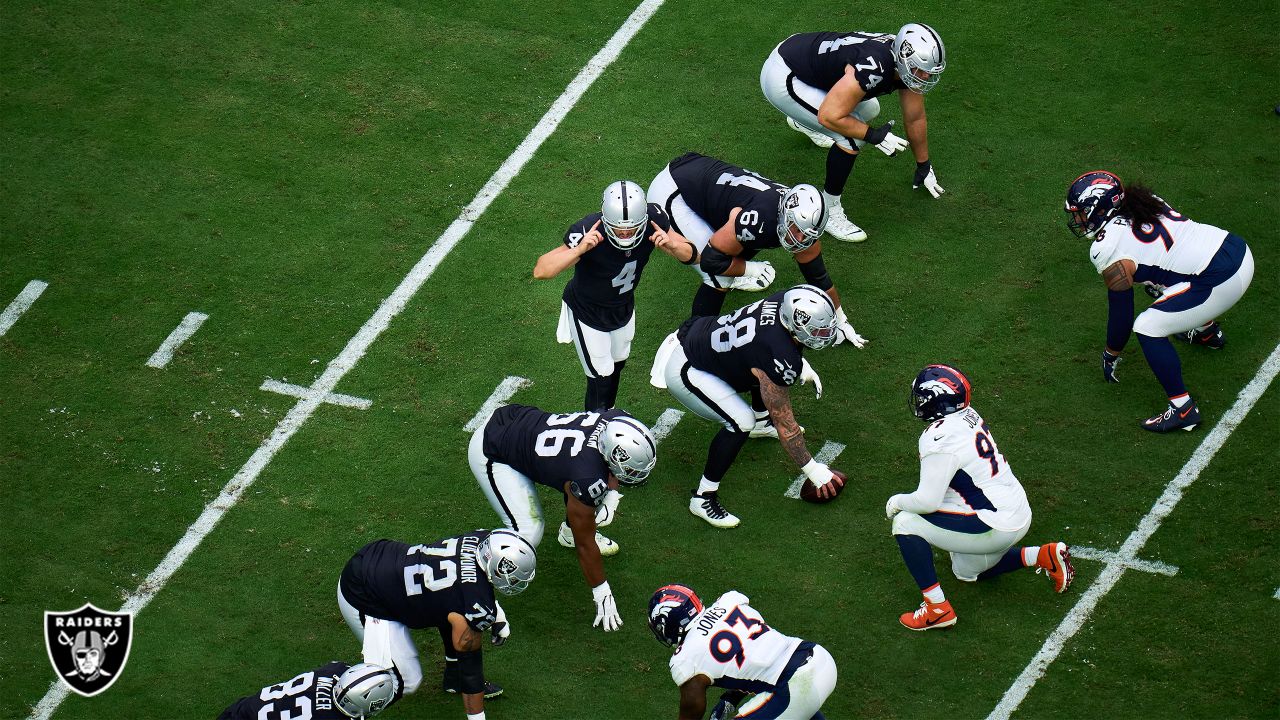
[649,408,685,443]
[260,378,372,410]
[463,376,534,432]
[0,279,48,337]
[28,2,667,716]
[988,341,1280,720]
[1067,545,1179,577]
[145,312,209,368]
[784,441,847,498]
[1273,587,1279,601]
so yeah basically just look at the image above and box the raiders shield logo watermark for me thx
[44,603,133,697]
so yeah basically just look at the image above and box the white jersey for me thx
[670,591,802,690]
[919,407,1031,532]
[1089,208,1228,286]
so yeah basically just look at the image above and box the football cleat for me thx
[787,117,834,148]
[689,491,740,529]
[823,203,868,242]
[899,600,957,631]
[557,522,620,556]
[443,678,503,699]
[1141,400,1200,433]
[748,417,804,439]
[1035,542,1075,593]
[1178,323,1225,349]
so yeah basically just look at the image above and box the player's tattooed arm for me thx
[753,369,812,467]
[677,675,711,720]
[449,612,484,652]
[1102,259,1135,291]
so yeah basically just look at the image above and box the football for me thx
[800,469,847,504]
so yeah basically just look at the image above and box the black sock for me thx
[691,284,728,318]
[825,145,857,196]
[702,428,750,483]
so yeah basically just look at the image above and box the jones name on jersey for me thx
[670,591,802,692]
[562,205,671,330]
[919,407,1031,532]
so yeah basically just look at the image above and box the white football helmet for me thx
[893,23,946,93]
[777,184,826,253]
[599,415,657,486]
[602,180,648,250]
[779,284,838,349]
[335,663,398,719]
[478,529,537,596]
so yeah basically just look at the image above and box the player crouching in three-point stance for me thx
[648,584,837,720]
[760,24,946,242]
[220,662,398,720]
[1065,171,1255,432]
[534,180,697,412]
[887,365,1073,631]
[468,404,656,631]
[651,285,846,528]
[336,529,536,718]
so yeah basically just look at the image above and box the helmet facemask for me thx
[894,24,946,94]
[777,185,826,253]
[602,180,648,250]
[601,416,657,486]
[479,530,537,596]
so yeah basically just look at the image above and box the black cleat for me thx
[1177,323,1225,349]
[1141,400,1200,433]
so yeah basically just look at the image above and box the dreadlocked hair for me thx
[1117,183,1168,227]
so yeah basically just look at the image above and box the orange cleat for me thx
[899,600,957,631]
[1036,542,1075,593]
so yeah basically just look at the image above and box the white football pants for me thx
[1133,245,1254,337]
[647,165,739,290]
[892,511,1032,581]
[734,643,838,719]
[556,302,635,378]
[760,44,880,153]
[659,343,755,433]
[468,426,546,548]
[337,581,423,694]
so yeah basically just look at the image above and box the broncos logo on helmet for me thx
[1065,170,1125,239]
[647,584,704,648]
[910,364,972,421]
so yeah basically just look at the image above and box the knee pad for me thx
[853,97,880,123]
[891,512,916,536]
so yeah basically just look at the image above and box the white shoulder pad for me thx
[1088,219,1126,273]
[718,590,749,608]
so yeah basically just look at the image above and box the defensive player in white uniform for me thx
[760,24,946,241]
[1065,171,1255,432]
[886,365,1073,631]
[647,584,837,720]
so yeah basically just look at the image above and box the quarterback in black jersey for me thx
[468,404,656,633]
[220,661,397,720]
[650,285,848,527]
[336,529,536,718]
[648,153,868,348]
[761,24,947,242]
[534,180,696,411]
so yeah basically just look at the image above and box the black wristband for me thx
[680,240,699,265]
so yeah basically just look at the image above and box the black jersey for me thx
[778,31,908,99]
[481,404,623,506]
[561,204,670,331]
[339,532,498,632]
[680,291,804,392]
[668,152,787,252]
[219,661,351,720]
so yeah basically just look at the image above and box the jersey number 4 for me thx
[611,260,638,294]
[404,538,459,596]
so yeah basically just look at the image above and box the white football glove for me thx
[730,260,776,291]
[490,600,510,646]
[864,120,910,157]
[595,489,623,528]
[913,162,945,198]
[885,495,903,520]
[799,358,823,399]
[592,581,622,632]
[801,458,835,487]
[834,307,868,349]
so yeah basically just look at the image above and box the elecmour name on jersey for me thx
[680,291,804,392]
[219,661,351,720]
[1089,204,1230,290]
[919,407,1031,532]
[562,204,671,331]
[339,532,498,632]
[482,404,628,506]
[670,591,802,692]
[777,31,908,98]
[668,152,787,253]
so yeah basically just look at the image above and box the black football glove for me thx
[1102,350,1122,383]
[1143,284,1164,300]
[862,120,909,156]
[490,621,508,646]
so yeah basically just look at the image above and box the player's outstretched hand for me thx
[799,358,823,400]
[579,219,603,252]
[885,495,903,520]
[1102,350,1122,383]
[913,161,945,198]
[834,307,868,349]
[592,581,622,632]
[649,220,671,249]
[863,120,910,156]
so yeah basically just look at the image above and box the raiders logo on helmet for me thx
[44,603,134,697]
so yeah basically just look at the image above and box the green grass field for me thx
[3,1,1278,718]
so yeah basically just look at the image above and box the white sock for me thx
[697,477,720,495]
[1170,394,1191,409]
[822,191,842,210]
[1022,546,1039,567]
[922,583,945,604]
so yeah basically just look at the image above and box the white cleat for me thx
[825,204,868,243]
[557,521,620,556]
[689,491,740,529]
[787,117,834,148]
[748,418,803,439]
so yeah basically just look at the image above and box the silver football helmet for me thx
[335,663,398,719]
[779,284,838,349]
[478,529,537,596]
[599,415,657,486]
[893,23,946,93]
[601,180,648,250]
[777,184,826,252]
